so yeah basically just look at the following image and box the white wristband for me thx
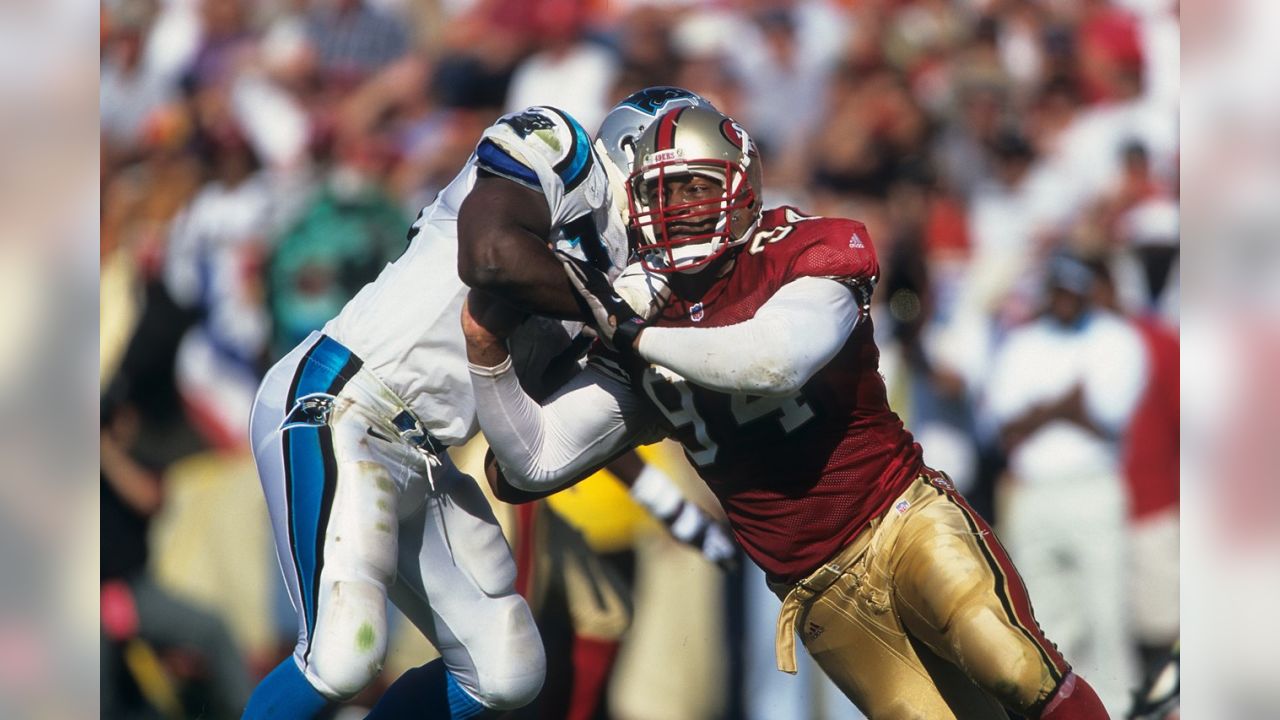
[467,355,514,378]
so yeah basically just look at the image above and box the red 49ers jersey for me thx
[622,207,923,584]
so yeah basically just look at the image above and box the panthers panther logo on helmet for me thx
[594,87,717,179]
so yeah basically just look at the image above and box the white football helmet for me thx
[626,106,763,274]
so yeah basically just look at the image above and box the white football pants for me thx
[249,332,544,708]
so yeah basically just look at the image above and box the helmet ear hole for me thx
[620,135,637,168]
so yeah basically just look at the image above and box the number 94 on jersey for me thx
[640,365,816,468]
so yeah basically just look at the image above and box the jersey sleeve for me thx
[468,354,664,491]
[474,106,622,274]
[474,106,600,223]
[636,276,861,396]
[782,213,880,312]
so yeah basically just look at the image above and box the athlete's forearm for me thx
[460,230,584,319]
[468,359,653,492]
[457,174,585,320]
[462,291,521,366]
[635,277,860,396]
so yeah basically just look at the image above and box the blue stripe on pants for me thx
[282,336,357,646]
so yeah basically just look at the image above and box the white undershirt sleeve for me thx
[635,276,861,396]
[468,356,662,491]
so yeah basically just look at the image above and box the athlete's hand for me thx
[556,251,645,357]
[612,262,671,321]
[462,289,524,366]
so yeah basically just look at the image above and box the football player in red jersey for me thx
[462,105,1109,719]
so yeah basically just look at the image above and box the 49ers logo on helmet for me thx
[719,119,756,158]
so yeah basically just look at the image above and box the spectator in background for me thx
[392,54,509,209]
[504,0,618,132]
[1054,40,1178,215]
[427,0,545,115]
[664,9,746,121]
[101,391,250,719]
[730,3,847,190]
[934,84,1006,202]
[951,14,1011,95]
[1117,191,1179,317]
[1093,266,1179,683]
[963,130,1056,321]
[1105,141,1165,220]
[609,5,677,93]
[985,252,1147,716]
[266,133,408,360]
[995,0,1051,102]
[305,0,408,88]
[100,102,204,318]
[809,64,930,210]
[1076,0,1144,106]
[1024,77,1086,171]
[163,115,279,451]
[101,0,174,152]
[189,0,256,90]
[1105,141,1179,316]
[882,166,985,500]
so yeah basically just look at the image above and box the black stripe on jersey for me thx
[545,107,595,193]
[405,208,425,245]
[562,215,611,273]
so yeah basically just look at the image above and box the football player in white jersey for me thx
[244,89,716,719]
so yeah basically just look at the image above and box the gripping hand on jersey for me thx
[556,251,647,357]
[630,464,739,572]
[611,262,671,321]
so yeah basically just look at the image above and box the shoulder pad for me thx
[747,208,880,301]
[476,106,595,193]
[789,214,878,282]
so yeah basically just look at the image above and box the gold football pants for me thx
[773,473,1070,719]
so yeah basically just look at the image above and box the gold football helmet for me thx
[626,106,764,273]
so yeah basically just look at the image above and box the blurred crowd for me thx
[99,0,1179,717]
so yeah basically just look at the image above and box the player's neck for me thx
[668,255,735,303]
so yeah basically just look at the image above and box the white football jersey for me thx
[322,106,628,445]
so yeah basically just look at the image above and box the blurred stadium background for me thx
[93,0,1197,717]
